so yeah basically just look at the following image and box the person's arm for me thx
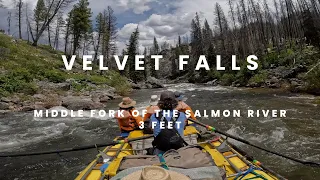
[132,115,143,128]
[186,106,196,120]
[150,114,160,136]
[144,113,152,121]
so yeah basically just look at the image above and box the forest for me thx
[0,0,320,95]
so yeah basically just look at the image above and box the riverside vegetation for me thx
[0,33,131,112]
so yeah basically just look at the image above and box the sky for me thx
[0,0,237,53]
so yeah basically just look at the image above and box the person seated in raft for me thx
[150,91,187,155]
[116,97,143,137]
[142,95,160,134]
[174,91,197,126]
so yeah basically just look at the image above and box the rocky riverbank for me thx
[0,76,165,113]
[197,65,320,96]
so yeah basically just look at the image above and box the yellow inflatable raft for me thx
[75,126,280,180]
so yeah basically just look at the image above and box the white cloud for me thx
[89,0,154,15]
[116,0,233,52]
[118,0,153,14]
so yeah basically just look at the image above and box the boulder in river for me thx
[0,97,11,103]
[145,77,164,88]
[62,96,105,110]
[205,79,218,86]
[130,82,142,89]
[265,77,281,88]
[91,89,117,102]
[21,106,35,112]
[0,102,10,110]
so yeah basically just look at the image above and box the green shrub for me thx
[89,75,109,85]
[44,70,66,83]
[69,73,88,82]
[9,68,34,82]
[106,71,131,95]
[207,70,221,80]
[248,71,268,85]
[220,73,235,86]
[304,66,320,93]
[71,82,88,92]
[235,62,257,85]
[263,52,278,68]
[0,75,38,95]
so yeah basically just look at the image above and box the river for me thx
[0,83,319,180]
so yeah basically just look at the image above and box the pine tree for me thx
[70,0,92,55]
[150,37,159,78]
[33,0,46,37]
[202,19,213,53]
[127,26,144,81]
[153,37,160,54]
[190,13,203,73]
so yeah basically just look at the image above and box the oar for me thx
[0,134,154,158]
[227,141,287,180]
[188,118,320,167]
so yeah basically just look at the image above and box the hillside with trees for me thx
[145,0,320,95]
[0,0,320,112]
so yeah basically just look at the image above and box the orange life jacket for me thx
[115,109,143,132]
[143,105,160,121]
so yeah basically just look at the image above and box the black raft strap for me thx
[171,113,189,146]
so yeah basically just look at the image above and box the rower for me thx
[115,97,143,137]
[150,91,187,155]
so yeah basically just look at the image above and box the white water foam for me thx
[0,123,69,151]
[270,127,287,143]
[165,83,230,93]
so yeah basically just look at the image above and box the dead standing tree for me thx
[29,0,74,46]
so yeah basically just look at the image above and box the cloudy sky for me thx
[0,0,233,53]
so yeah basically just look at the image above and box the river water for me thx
[0,83,319,180]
